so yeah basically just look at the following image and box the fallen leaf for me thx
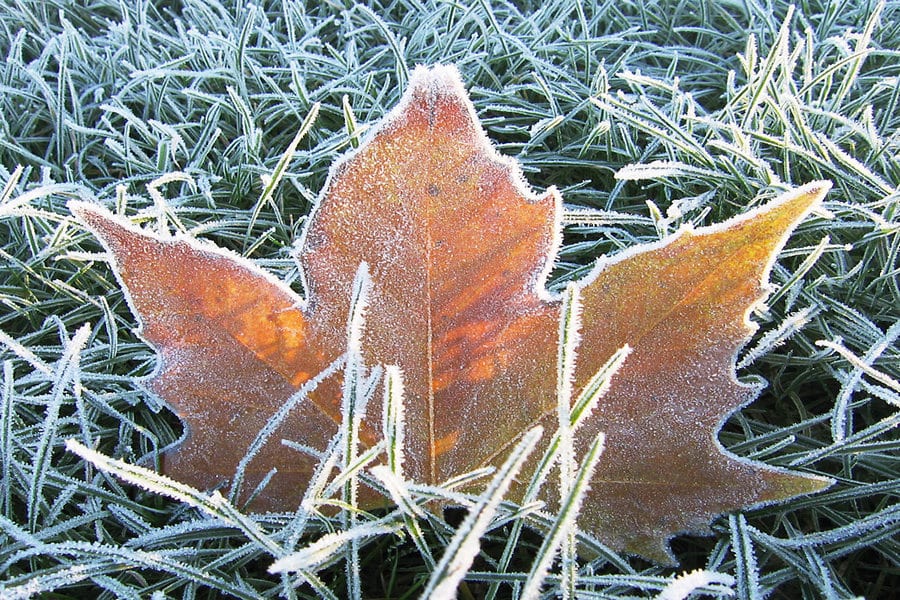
[70,65,831,562]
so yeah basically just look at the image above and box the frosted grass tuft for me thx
[420,427,543,600]
[0,0,896,597]
[28,324,90,531]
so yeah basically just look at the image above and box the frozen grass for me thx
[1,0,898,598]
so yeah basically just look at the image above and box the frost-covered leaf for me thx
[70,64,831,562]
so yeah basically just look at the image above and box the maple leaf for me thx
[70,65,831,562]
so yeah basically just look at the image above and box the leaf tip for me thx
[766,180,832,225]
[408,63,466,93]
[760,469,834,503]
[68,199,105,228]
[628,535,679,566]
[68,200,131,248]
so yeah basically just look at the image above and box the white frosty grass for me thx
[28,324,90,531]
[613,160,720,181]
[229,353,347,505]
[520,433,605,600]
[729,514,762,600]
[817,321,900,407]
[381,365,407,475]
[486,342,630,600]
[552,284,582,599]
[1,0,897,597]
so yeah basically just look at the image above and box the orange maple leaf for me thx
[71,65,831,562]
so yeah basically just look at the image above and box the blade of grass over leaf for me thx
[420,427,543,600]
[521,432,605,600]
[65,440,284,557]
[486,344,629,599]
[229,353,346,506]
[340,263,373,600]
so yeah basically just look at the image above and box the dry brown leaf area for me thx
[71,65,831,562]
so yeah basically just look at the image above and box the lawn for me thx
[0,1,897,598]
